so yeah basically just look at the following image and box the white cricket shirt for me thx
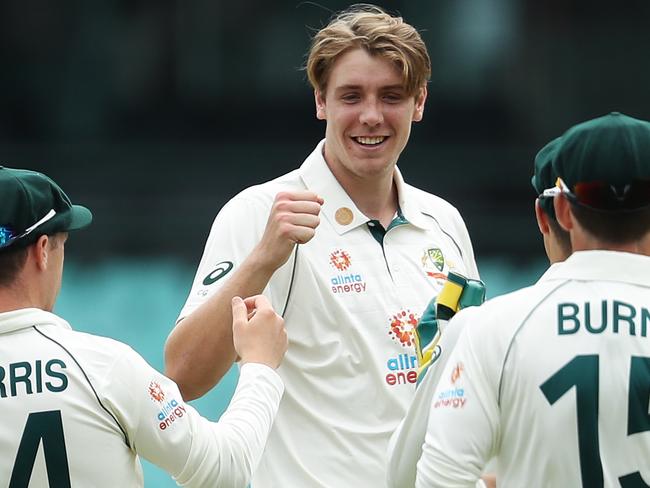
[0,308,283,487]
[387,314,467,488]
[417,251,650,487]
[179,140,479,488]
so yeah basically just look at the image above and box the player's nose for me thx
[359,98,384,126]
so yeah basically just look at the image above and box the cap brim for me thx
[67,205,93,231]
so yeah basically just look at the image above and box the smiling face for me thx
[315,48,426,186]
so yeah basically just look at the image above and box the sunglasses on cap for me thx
[0,209,57,249]
[541,177,650,211]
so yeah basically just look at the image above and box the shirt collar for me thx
[394,169,433,230]
[539,250,650,288]
[0,307,72,335]
[299,139,432,234]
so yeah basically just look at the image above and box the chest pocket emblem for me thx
[422,248,445,274]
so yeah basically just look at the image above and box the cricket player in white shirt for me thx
[0,166,287,487]
[165,5,479,487]
[416,111,650,487]
[387,121,573,488]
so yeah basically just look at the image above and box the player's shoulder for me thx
[43,325,141,372]
[443,285,549,369]
[403,182,466,226]
[405,183,459,210]
[211,169,306,227]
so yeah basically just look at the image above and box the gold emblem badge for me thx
[335,207,353,225]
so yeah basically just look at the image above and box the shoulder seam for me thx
[420,212,464,258]
[33,326,130,447]
[496,280,571,405]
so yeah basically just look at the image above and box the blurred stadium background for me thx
[1,1,649,485]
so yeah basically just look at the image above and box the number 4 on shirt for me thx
[10,410,71,488]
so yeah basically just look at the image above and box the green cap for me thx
[531,136,561,219]
[0,166,92,249]
[553,112,650,190]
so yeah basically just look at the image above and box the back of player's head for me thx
[0,166,92,284]
[531,137,572,258]
[547,112,650,242]
[305,4,431,97]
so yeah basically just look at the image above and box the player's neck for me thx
[0,274,46,313]
[325,156,398,228]
[351,179,398,229]
[571,230,650,256]
[0,289,37,313]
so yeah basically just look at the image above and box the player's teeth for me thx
[356,136,385,145]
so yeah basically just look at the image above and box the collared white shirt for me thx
[0,308,283,487]
[180,140,479,488]
[387,311,473,488]
[417,251,650,487]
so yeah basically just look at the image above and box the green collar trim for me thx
[367,208,410,244]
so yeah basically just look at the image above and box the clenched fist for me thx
[253,191,324,273]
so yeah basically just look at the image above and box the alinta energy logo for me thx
[384,310,420,386]
[434,361,467,409]
[329,249,367,294]
[421,247,447,281]
[148,380,187,431]
[451,362,464,384]
[388,309,419,347]
[148,381,165,402]
[329,249,351,271]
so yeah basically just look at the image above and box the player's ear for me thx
[554,194,573,232]
[31,234,50,271]
[534,199,550,236]
[315,90,327,120]
[412,85,427,122]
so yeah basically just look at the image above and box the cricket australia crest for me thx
[422,247,446,279]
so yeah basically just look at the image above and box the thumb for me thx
[231,296,247,331]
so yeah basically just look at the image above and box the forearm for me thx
[120,349,284,488]
[164,252,277,400]
[174,364,284,488]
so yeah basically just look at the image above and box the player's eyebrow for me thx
[333,84,362,93]
[333,84,407,93]
[380,84,407,92]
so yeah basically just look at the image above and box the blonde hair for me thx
[306,4,431,97]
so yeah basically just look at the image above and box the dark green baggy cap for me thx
[553,112,650,189]
[532,112,650,214]
[0,166,92,249]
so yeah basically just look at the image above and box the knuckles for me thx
[273,199,291,213]
[274,191,294,202]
